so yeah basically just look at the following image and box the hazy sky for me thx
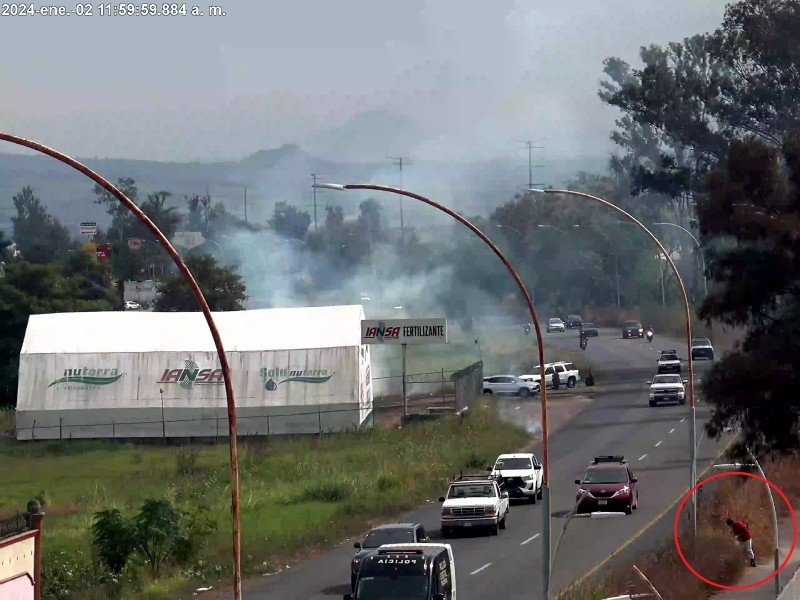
[1,0,729,163]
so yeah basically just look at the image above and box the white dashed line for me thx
[638,454,647,461]
[655,441,662,447]
[521,533,540,546]
[680,417,686,423]
[669,428,676,434]
[471,563,492,575]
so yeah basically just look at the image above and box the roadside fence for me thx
[450,361,483,413]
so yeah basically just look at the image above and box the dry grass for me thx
[561,452,800,600]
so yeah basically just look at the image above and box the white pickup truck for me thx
[488,453,543,504]
[657,350,682,374]
[520,361,580,389]
[439,476,510,537]
[647,373,688,406]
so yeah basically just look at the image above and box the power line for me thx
[388,157,411,239]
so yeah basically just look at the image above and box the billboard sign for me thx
[361,318,447,345]
[128,237,143,250]
[158,359,224,389]
[95,244,111,262]
[172,231,205,249]
[80,221,97,235]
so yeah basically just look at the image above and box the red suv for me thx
[574,456,639,515]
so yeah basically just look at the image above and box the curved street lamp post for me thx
[653,222,708,297]
[713,448,781,597]
[531,188,698,538]
[0,133,244,600]
[314,182,554,598]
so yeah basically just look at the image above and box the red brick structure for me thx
[0,501,45,600]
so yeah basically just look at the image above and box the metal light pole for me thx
[0,132,244,600]
[531,188,698,540]
[314,182,551,599]
[714,453,781,597]
[653,222,708,297]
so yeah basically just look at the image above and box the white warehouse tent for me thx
[15,305,374,440]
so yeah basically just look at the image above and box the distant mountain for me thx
[0,145,608,238]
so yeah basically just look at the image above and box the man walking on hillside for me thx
[727,517,756,567]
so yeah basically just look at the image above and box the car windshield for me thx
[448,484,496,498]
[582,468,628,484]
[356,575,429,600]
[693,338,710,345]
[583,323,595,328]
[624,321,642,327]
[653,375,681,384]
[363,529,416,548]
[549,318,561,324]
[495,458,532,470]
[661,352,677,359]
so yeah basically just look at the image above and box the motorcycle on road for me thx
[580,337,588,350]
[646,330,654,343]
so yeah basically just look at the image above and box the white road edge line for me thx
[655,441,662,447]
[521,533,540,546]
[638,454,647,461]
[471,563,492,575]
[669,428,676,434]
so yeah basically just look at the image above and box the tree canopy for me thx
[153,254,247,312]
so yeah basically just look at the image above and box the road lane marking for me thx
[680,417,686,423]
[471,563,492,575]
[669,428,676,434]
[564,437,737,594]
[520,533,540,545]
[638,454,647,461]
[655,441,662,447]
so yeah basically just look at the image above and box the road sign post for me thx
[80,221,97,236]
[360,318,448,420]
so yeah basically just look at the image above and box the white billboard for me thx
[80,222,97,235]
[172,231,205,249]
[361,318,448,345]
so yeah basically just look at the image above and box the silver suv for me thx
[482,375,541,398]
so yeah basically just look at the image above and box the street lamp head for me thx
[528,188,547,194]
[313,183,346,191]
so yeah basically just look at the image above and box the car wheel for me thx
[489,521,499,536]
[625,504,633,515]
[649,400,656,407]
[710,353,714,361]
[634,493,639,509]
[518,387,531,398]
[351,574,357,590]
[537,486,543,500]
[441,526,451,538]
[483,389,493,395]
[567,377,576,388]
[679,398,686,405]
[500,512,507,530]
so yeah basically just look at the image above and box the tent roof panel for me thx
[20,305,365,354]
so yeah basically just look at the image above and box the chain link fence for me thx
[450,361,483,413]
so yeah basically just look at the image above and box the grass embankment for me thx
[0,406,14,434]
[561,453,800,600]
[0,401,531,600]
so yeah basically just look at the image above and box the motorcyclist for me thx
[579,331,588,349]
[646,325,654,342]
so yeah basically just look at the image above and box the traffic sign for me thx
[128,238,143,250]
[172,231,205,249]
[80,222,97,235]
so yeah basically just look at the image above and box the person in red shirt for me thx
[727,518,756,567]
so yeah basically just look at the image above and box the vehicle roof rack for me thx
[660,349,677,353]
[377,548,425,555]
[453,474,495,482]
[591,455,627,465]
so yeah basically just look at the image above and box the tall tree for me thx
[154,254,247,312]
[698,131,800,451]
[11,186,75,264]
[93,177,140,240]
[268,202,311,240]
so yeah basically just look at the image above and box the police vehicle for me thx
[345,543,456,600]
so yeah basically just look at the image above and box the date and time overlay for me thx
[2,2,226,17]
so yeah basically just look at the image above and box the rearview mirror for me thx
[486,465,493,471]
[646,381,652,385]
[438,496,446,502]
[574,479,581,485]
[534,464,542,470]
[683,380,689,385]
[353,542,361,549]
[501,491,509,499]
[631,477,638,483]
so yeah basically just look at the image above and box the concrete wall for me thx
[0,531,35,600]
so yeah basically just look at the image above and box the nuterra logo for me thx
[260,367,334,391]
[159,360,224,390]
[49,367,124,388]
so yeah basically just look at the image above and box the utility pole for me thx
[243,187,248,224]
[388,157,411,239]
[310,174,322,231]
[519,140,545,190]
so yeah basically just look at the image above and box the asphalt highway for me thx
[243,328,729,600]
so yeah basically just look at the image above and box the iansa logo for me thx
[363,321,400,342]
[49,367,124,388]
[159,360,224,390]
[260,368,334,391]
